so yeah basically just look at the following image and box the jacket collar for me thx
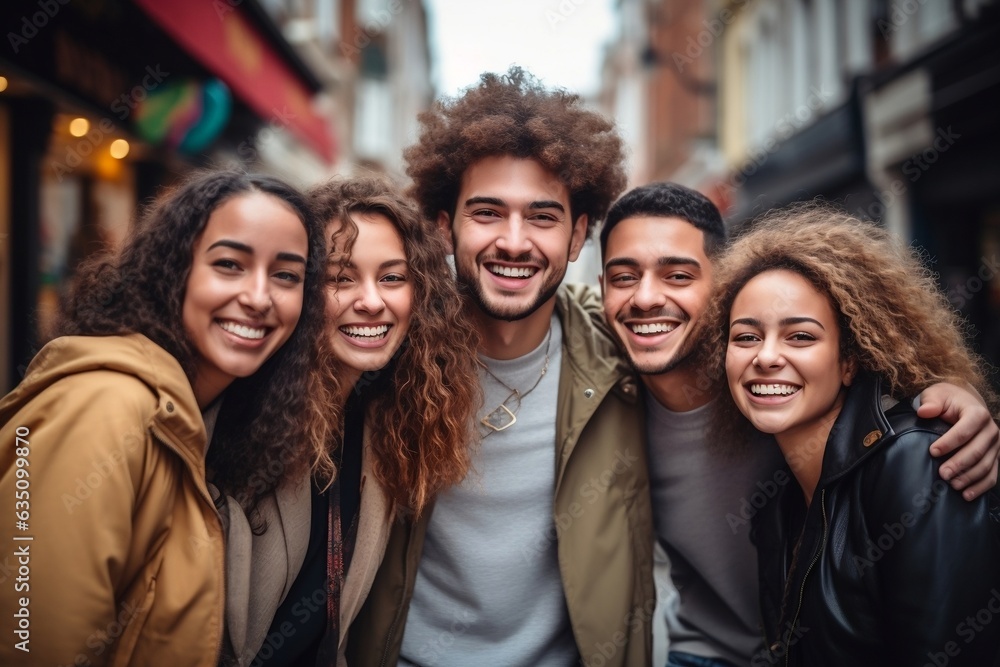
[4,334,207,473]
[817,372,905,491]
[553,284,640,475]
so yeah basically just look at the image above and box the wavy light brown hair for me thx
[700,203,999,443]
[308,175,481,515]
[404,66,627,235]
[57,169,328,512]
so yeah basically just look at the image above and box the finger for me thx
[941,428,999,487]
[955,460,999,501]
[929,412,983,457]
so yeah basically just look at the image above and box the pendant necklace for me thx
[479,327,552,435]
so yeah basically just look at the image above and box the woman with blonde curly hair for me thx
[223,175,480,667]
[702,203,1000,667]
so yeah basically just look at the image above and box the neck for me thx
[641,363,715,412]
[473,299,557,359]
[774,408,842,507]
[193,374,228,410]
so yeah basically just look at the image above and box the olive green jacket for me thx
[348,284,655,666]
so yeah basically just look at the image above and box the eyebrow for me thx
[464,196,566,213]
[603,256,702,271]
[731,316,826,330]
[207,239,306,264]
[335,258,408,271]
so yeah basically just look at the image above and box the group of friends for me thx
[1,66,999,667]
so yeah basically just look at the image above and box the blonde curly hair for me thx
[700,202,998,444]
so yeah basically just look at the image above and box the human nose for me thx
[238,272,272,314]
[753,336,784,369]
[354,279,385,314]
[630,274,667,311]
[494,217,533,257]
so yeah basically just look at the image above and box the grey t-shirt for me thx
[646,393,785,665]
[399,315,577,666]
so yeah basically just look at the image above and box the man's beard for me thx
[454,254,565,322]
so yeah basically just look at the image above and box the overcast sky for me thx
[423,0,619,98]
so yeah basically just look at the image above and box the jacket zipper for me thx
[783,489,828,667]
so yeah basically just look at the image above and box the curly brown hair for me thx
[700,202,999,445]
[57,169,328,512]
[308,175,481,515]
[404,66,627,235]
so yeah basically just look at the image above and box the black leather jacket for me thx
[751,373,1000,667]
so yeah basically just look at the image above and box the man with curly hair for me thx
[598,182,1000,667]
[350,67,655,667]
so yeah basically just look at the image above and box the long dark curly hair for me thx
[404,66,627,236]
[57,169,328,511]
[309,175,481,515]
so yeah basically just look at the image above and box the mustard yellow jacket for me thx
[0,334,224,666]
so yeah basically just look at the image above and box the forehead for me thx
[458,155,569,205]
[604,216,710,265]
[735,270,836,318]
[328,212,406,257]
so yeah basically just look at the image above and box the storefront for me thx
[0,0,336,391]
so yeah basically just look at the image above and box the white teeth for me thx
[219,321,266,339]
[630,322,677,335]
[750,383,800,396]
[342,325,389,338]
[489,265,536,278]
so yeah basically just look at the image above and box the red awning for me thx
[133,0,335,163]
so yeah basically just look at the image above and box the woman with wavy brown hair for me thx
[225,175,480,667]
[701,203,1000,667]
[0,169,326,667]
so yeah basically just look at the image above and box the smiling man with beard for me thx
[599,181,1000,667]
[350,67,655,667]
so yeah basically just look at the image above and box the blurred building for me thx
[602,0,1000,380]
[0,0,433,392]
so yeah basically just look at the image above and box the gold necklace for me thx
[479,328,552,435]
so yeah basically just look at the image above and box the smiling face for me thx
[326,212,413,387]
[726,269,854,447]
[183,191,308,406]
[441,155,587,323]
[601,216,714,375]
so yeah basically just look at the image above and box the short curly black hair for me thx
[600,182,727,260]
[404,66,627,236]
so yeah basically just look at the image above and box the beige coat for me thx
[0,334,225,667]
[221,421,393,667]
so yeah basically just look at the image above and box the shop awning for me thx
[133,0,336,163]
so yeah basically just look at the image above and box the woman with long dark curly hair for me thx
[702,203,1000,667]
[0,169,326,667]
[225,175,480,667]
